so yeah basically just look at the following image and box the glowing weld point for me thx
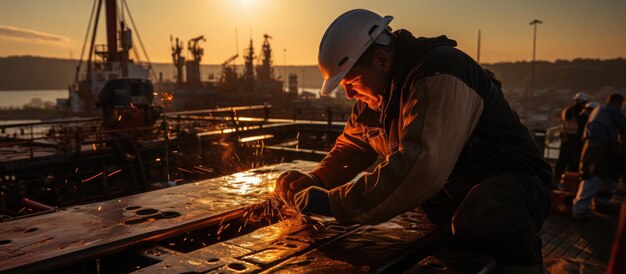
[118,115,122,121]
[92,144,96,151]
[97,206,102,211]
[161,92,174,101]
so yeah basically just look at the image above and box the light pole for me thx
[301,68,305,94]
[529,19,542,128]
[283,48,287,92]
[477,29,481,64]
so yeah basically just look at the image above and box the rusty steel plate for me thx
[134,210,438,273]
[0,160,318,273]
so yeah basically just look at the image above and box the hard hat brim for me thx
[319,15,393,96]
[320,67,350,96]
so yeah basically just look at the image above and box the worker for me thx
[275,9,552,272]
[580,101,600,125]
[572,93,626,218]
[554,92,590,183]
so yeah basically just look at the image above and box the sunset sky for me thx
[1,0,625,65]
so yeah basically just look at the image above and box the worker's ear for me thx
[372,49,392,72]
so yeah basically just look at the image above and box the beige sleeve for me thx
[328,74,484,225]
[310,106,379,189]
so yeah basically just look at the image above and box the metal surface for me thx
[133,209,440,273]
[0,161,316,273]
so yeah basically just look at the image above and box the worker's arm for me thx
[310,109,379,189]
[327,74,484,225]
[610,106,626,134]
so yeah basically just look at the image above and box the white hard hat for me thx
[318,9,393,96]
[573,92,590,102]
[585,101,599,109]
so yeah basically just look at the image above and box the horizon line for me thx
[2,54,626,66]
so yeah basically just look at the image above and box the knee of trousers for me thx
[451,180,539,239]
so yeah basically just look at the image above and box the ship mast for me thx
[105,0,118,67]
[243,39,256,92]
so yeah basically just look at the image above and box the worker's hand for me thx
[294,186,332,216]
[275,170,322,203]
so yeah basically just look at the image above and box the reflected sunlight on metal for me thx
[228,172,263,195]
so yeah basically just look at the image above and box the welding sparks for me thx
[296,132,300,151]
[161,92,174,102]
[107,169,122,177]
[82,172,104,183]
[177,167,196,174]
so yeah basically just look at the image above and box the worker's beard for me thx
[358,96,382,111]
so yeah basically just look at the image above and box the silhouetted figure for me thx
[572,93,626,218]
[579,101,599,126]
[554,92,589,182]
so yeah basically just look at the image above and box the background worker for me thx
[580,101,600,125]
[554,92,590,183]
[572,93,626,218]
[275,9,552,272]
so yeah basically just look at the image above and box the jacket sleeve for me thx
[310,108,379,189]
[328,74,484,225]
[610,107,626,134]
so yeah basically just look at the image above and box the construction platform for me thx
[0,161,621,273]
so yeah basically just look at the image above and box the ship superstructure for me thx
[69,0,152,114]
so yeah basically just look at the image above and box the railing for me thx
[543,126,561,160]
[0,104,354,161]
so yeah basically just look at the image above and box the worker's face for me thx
[340,50,392,111]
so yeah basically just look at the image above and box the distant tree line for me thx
[484,58,626,91]
[1,56,624,93]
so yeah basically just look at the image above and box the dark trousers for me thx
[423,172,551,266]
[554,138,583,181]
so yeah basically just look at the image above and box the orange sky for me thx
[1,0,625,65]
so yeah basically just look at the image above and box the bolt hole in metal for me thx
[124,217,147,225]
[24,227,38,233]
[161,211,181,218]
[207,258,220,263]
[227,263,247,271]
[0,240,11,245]
[274,241,298,248]
[135,208,159,215]
[124,206,141,210]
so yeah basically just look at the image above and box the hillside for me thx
[484,58,626,91]
[1,56,625,92]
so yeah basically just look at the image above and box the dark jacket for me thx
[561,103,586,142]
[584,104,626,144]
[311,30,552,224]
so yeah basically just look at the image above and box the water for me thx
[0,90,67,108]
